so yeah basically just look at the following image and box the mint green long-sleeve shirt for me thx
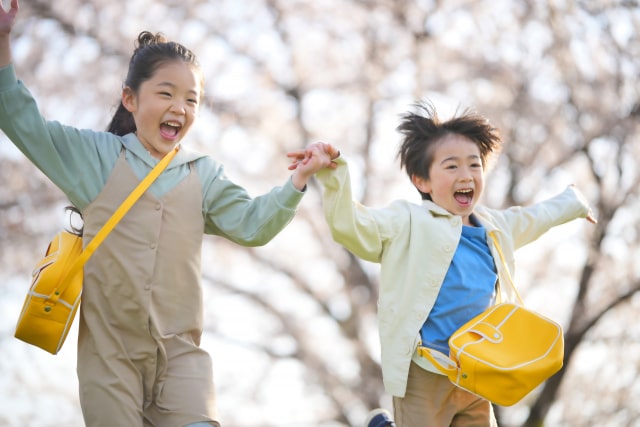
[0,64,304,245]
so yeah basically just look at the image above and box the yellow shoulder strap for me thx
[489,232,524,305]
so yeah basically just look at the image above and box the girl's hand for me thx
[0,0,19,36]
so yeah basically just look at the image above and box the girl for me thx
[0,1,334,426]
[290,102,596,427]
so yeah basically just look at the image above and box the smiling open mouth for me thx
[160,121,182,139]
[454,189,474,205]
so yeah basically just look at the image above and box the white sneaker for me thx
[365,408,396,427]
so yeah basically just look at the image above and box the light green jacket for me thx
[316,157,591,397]
[0,64,304,245]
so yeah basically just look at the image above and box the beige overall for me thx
[77,153,218,427]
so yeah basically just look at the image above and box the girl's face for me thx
[412,134,484,226]
[123,60,201,159]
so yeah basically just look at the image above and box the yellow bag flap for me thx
[467,321,503,344]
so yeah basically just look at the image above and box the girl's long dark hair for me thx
[106,31,202,136]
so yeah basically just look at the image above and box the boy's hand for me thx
[568,184,598,225]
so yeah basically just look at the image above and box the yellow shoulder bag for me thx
[14,147,179,354]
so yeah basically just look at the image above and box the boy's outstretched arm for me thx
[0,0,19,68]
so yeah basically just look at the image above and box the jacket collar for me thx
[420,200,502,235]
[421,199,452,217]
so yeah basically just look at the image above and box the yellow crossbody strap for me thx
[488,231,524,305]
[48,146,180,302]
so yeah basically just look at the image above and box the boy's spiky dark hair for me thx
[397,101,502,200]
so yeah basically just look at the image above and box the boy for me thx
[289,101,596,426]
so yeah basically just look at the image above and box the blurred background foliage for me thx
[1,0,639,426]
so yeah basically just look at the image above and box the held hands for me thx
[287,142,339,191]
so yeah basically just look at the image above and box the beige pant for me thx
[392,362,498,427]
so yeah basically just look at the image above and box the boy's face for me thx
[412,135,484,226]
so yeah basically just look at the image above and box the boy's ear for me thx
[411,175,431,195]
[121,87,137,113]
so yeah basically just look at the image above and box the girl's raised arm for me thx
[0,0,19,68]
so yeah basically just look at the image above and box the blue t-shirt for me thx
[420,220,497,354]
